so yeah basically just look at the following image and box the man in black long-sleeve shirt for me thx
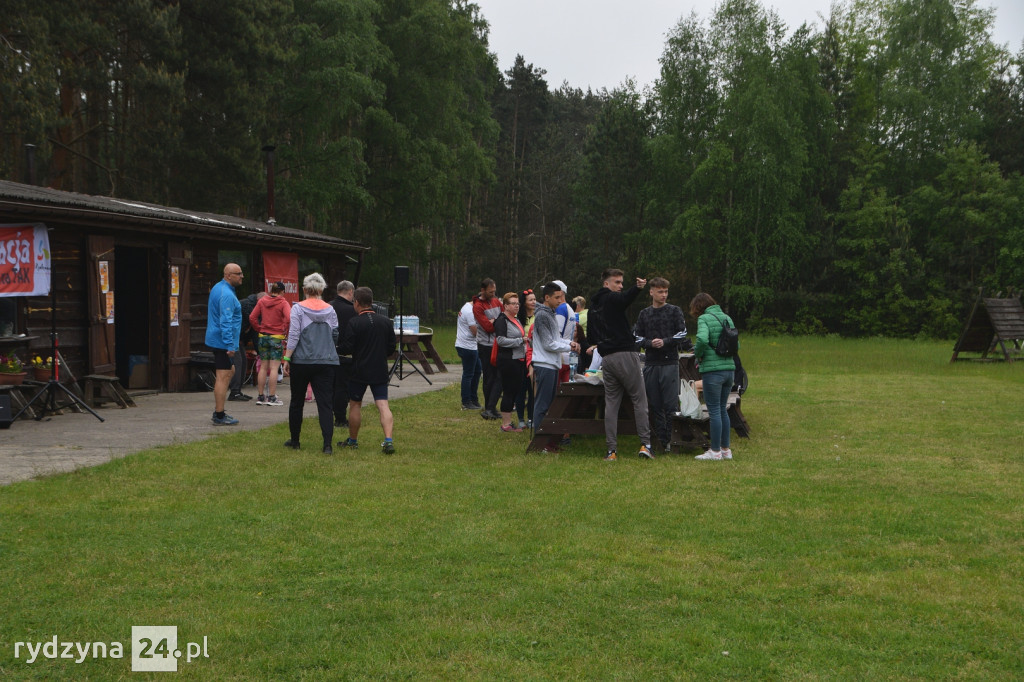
[589,268,653,461]
[329,280,357,427]
[634,276,690,452]
[338,286,398,454]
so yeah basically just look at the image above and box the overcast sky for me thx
[472,0,1024,92]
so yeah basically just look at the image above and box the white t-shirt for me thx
[455,301,478,350]
[555,301,575,366]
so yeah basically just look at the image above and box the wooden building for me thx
[0,179,367,391]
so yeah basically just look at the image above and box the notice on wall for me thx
[106,291,115,324]
[0,223,51,297]
[170,296,179,327]
[170,266,179,296]
[99,261,110,293]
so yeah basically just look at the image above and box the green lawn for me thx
[2,336,1022,680]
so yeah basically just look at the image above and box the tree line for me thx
[2,0,1022,336]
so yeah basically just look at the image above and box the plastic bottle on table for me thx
[568,313,579,380]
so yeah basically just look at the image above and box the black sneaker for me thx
[322,444,333,455]
[338,438,358,449]
[462,403,481,410]
[229,391,252,401]
[284,439,300,449]
[381,440,395,454]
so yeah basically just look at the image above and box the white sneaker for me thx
[721,448,732,460]
[266,395,284,406]
[695,450,723,461]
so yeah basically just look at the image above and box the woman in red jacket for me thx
[249,281,291,406]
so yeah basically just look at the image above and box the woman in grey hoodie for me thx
[282,273,339,454]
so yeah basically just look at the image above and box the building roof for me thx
[0,179,367,253]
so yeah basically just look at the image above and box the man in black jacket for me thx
[634,276,691,453]
[589,268,653,461]
[329,280,357,427]
[229,291,264,401]
[338,287,398,454]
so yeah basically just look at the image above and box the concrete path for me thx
[0,371,459,486]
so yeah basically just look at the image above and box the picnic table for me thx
[526,353,750,452]
[389,331,447,375]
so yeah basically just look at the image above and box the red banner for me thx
[0,224,51,297]
[262,251,299,303]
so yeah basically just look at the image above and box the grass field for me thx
[2,336,1022,680]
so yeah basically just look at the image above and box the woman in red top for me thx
[249,281,291,405]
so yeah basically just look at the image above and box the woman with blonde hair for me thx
[282,273,339,454]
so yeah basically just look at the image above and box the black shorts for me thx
[211,348,234,370]
[349,381,388,402]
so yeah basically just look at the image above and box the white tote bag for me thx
[678,380,702,419]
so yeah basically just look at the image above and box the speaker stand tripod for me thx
[14,285,105,422]
[388,283,431,385]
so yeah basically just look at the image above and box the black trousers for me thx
[333,358,353,422]
[478,343,502,412]
[288,363,335,446]
[497,357,525,414]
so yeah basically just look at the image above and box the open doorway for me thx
[114,246,151,388]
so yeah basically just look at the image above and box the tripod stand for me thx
[13,285,105,422]
[388,281,431,385]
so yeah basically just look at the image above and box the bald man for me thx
[206,263,244,425]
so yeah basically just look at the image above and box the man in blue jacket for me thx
[206,263,244,425]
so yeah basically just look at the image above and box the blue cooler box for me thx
[393,315,419,333]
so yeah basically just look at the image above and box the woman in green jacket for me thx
[689,292,736,461]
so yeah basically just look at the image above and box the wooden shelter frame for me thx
[950,289,1024,363]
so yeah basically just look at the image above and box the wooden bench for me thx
[670,392,750,452]
[82,374,137,408]
[527,377,752,453]
[0,383,39,420]
[20,378,88,416]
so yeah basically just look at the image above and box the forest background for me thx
[2,0,1023,337]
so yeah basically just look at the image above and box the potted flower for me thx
[30,355,55,382]
[0,352,26,385]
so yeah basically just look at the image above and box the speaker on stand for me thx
[388,265,431,385]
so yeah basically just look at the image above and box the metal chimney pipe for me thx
[262,145,276,225]
[24,144,37,186]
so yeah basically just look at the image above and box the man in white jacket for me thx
[532,281,580,452]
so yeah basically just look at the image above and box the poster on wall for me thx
[99,261,110,293]
[170,296,179,326]
[106,291,115,324]
[262,251,299,303]
[170,266,180,296]
[0,223,51,297]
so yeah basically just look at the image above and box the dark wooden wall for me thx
[13,228,362,389]
[23,233,89,380]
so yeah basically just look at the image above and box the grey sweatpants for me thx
[601,351,651,452]
[644,362,680,449]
